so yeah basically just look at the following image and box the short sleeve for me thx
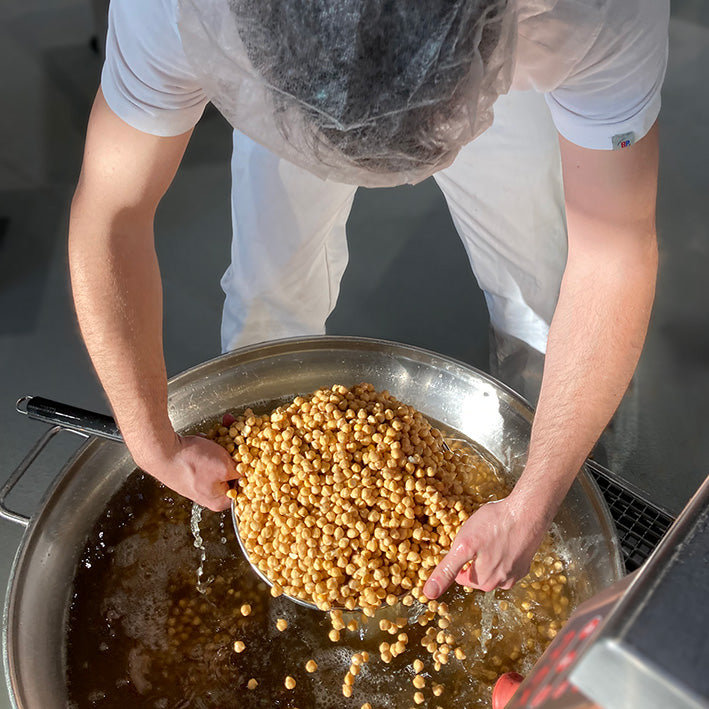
[101,0,209,137]
[545,0,669,150]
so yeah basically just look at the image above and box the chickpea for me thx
[392,641,406,656]
[285,676,296,690]
[276,618,288,631]
[306,660,318,673]
[247,679,258,690]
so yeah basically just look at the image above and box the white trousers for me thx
[221,90,568,400]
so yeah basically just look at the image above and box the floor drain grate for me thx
[586,461,676,572]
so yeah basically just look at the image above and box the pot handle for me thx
[0,425,89,527]
[1,397,124,527]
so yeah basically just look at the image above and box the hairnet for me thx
[177,0,517,187]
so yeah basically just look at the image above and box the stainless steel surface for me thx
[570,473,709,709]
[503,471,709,708]
[2,336,623,708]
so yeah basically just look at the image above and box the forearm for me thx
[508,218,658,527]
[67,91,233,510]
[426,128,660,596]
[68,199,175,468]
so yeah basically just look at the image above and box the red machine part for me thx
[493,672,525,709]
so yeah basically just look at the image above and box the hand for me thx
[138,434,238,512]
[423,496,548,598]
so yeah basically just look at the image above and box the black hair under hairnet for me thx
[230,0,510,172]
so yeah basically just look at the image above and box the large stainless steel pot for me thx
[1,336,623,708]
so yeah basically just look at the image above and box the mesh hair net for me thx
[178,0,517,187]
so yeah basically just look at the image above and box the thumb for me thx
[423,540,475,599]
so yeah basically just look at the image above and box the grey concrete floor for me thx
[1,2,708,707]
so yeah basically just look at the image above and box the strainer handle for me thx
[16,395,122,441]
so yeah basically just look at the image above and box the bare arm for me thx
[425,124,659,596]
[69,89,236,511]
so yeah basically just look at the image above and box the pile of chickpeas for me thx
[210,383,505,614]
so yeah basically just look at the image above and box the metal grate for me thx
[587,461,676,572]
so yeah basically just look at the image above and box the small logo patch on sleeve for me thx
[612,131,635,150]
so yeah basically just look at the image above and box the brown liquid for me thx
[67,439,577,708]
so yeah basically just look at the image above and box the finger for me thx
[222,465,242,481]
[462,567,517,593]
[423,541,476,599]
[455,563,480,588]
[204,482,231,512]
[216,450,241,479]
[456,555,509,592]
[204,497,231,512]
[456,562,496,591]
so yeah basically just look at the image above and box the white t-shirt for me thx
[101,0,669,152]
